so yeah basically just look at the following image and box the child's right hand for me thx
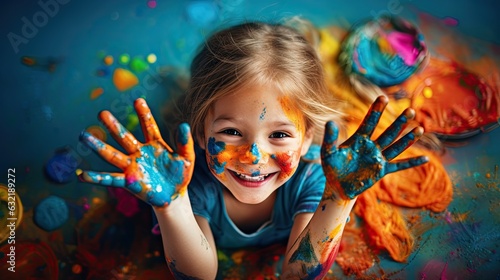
[78,98,195,208]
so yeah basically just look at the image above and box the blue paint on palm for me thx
[125,146,186,206]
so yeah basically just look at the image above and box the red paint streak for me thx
[272,152,295,179]
[318,241,341,278]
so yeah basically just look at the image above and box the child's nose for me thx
[239,143,269,165]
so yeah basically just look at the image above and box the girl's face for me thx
[202,83,313,204]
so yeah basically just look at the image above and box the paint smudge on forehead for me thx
[279,95,306,134]
[259,104,267,121]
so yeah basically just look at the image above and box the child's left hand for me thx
[321,95,428,200]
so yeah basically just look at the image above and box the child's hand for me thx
[321,96,428,200]
[78,98,195,208]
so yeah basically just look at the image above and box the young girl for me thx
[77,21,428,279]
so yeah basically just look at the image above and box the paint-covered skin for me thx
[206,137,297,181]
[78,98,195,208]
[321,95,428,200]
[284,97,428,279]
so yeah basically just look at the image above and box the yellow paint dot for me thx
[147,53,157,64]
[103,55,114,66]
[119,53,130,65]
[423,86,433,98]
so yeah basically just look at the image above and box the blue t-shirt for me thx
[189,146,326,249]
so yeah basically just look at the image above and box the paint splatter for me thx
[259,105,267,120]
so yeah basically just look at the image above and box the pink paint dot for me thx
[147,0,156,8]
[442,16,459,26]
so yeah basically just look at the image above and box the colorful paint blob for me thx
[147,53,157,64]
[185,0,219,26]
[103,55,114,65]
[129,56,149,73]
[119,53,131,65]
[112,68,139,91]
[340,15,428,87]
[33,195,69,231]
[89,87,104,100]
[45,148,80,183]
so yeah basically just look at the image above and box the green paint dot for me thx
[119,53,130,65]
[129,56,149,73]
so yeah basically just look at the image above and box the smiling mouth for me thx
[229,170,276,185]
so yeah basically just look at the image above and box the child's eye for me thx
[220,129,241,136]
[269,132,290,138]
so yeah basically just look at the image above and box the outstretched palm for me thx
[321,96,428,200]
[78,98,195,208]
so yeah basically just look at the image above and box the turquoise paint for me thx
[259,106,267,120]
[250,143,261,164]
[84,171,125,187]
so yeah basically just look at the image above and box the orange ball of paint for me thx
[90,87,104,100]
[72,264,82,274]
[113,68,139,91]
[103,55,114,65]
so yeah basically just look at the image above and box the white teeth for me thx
[235,172,267,182]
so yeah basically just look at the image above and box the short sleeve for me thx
[292,162,326,218]
[188,147,220,223]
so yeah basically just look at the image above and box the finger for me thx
[375,108,415,150]
[135,98,172,151]
[176,123,195,163]
[385,156,429,174]
[99,110,141,154]
[356,95,388,136]
[76,169,126,187]
[382,126,424,161]
[80,131,130,170]
[321,121,339,158]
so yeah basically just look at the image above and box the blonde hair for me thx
[173,21,344,146]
